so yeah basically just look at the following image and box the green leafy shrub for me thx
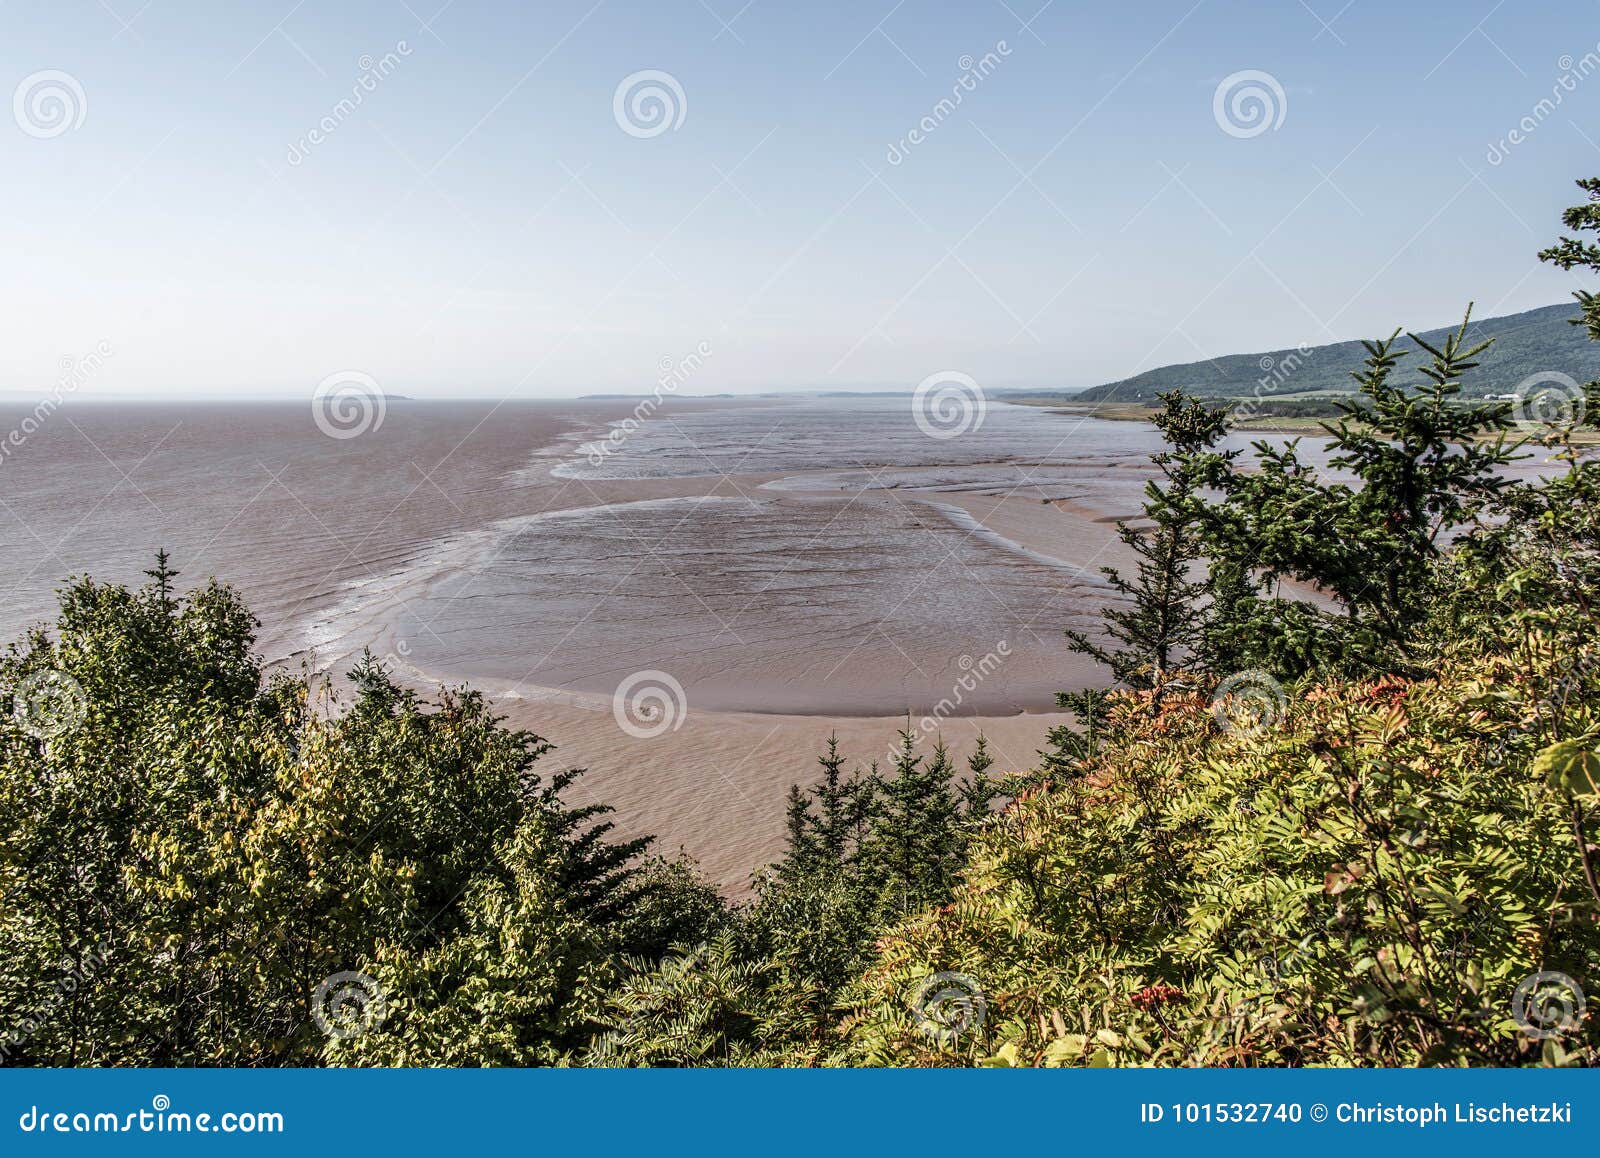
[835,642,1600,1067]
[0,568,695,1065]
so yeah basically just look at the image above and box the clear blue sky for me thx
[5,0,1600,397]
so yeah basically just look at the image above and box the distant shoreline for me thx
[1024,399,1600,444]
[1021,399,1336,436]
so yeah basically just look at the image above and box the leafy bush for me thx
[835,642,1600,1066]
[0,566,703,1065]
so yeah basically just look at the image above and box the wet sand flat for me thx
[0,394,1178,890]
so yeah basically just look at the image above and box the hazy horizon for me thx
[1,294,1583,403]
[6,2,1600,400]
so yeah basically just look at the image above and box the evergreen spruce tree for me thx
[1441,177,1600,641]
[957,733,1001,816]
[1535,176,1600,446]
[143,548,178,612]
[779,732,871,879]
[1047,392,1230,774]
[1040,688,1111,778]
[746,737,882,1009]
[869,731,964,914]
[1539,177,1600,344]
[1064,390,1233,689]
[1203,309,1519,675]
[781,784,820,868]
[967,732,993,776]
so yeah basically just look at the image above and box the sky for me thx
[4,0,1600,398]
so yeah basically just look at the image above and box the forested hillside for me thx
[1073,301,1600,404]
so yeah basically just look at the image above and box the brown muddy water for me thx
[10,392,1522,889]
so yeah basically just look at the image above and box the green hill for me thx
[1075,301,1599,403]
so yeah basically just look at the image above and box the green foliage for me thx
[779,733,873,880]
[839,178,1600,1070]
[1536,739,1600,797]
[868,734,967,915]
[838,638,1600,1067]
[1041,688,1110,778]
[328,814,615,1066]
[592,729,1012,1065]
[1538,177,1600,348]
[0,570,688,1065]
[1065,390,1233,691]
[1075,301,1600,404]
[587,937,804,1067]
[1201,311,1519,677]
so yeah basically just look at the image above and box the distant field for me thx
[1025,397,1600,444]
[1026,398,1333,434]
